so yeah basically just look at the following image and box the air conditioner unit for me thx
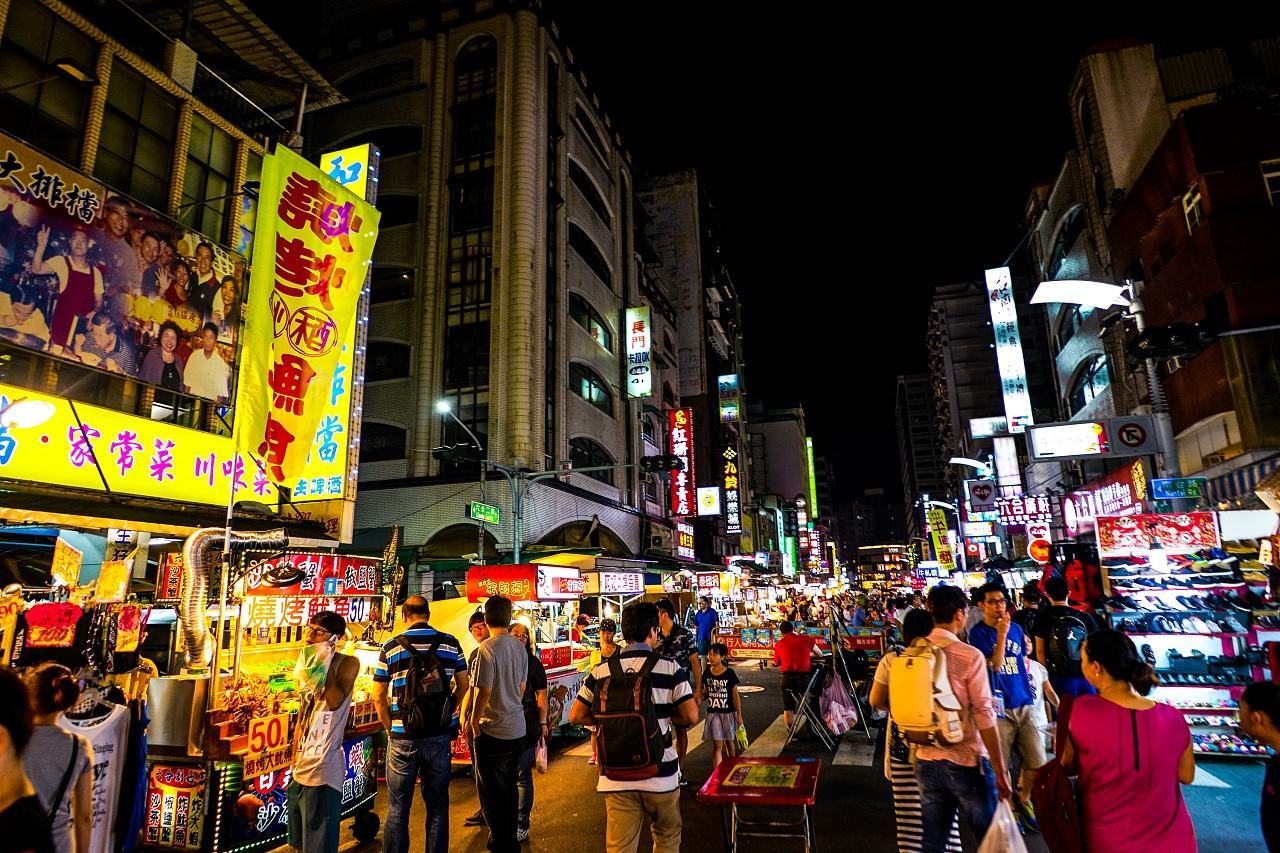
[648,526,673,554]
[1203,451,1228,467]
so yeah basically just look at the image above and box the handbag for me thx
[534,737,549,774]
[46,735,80,822]
[1030,695,1083,853]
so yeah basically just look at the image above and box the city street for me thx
[309,659,1267,852]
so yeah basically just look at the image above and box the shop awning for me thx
[1206,454,1280,505]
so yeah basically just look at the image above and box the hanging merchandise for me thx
[60,701,130,853]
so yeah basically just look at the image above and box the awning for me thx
[1206,455,1280,505]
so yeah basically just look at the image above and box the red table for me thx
[697,756,821,851]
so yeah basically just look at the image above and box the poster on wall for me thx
[144,763,207,849]
[1094,512,1220,557]
[0,131,245,401]
[242,553,380,597]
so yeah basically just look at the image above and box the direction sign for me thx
[468,501,501,525]
[1151,477,1208,500]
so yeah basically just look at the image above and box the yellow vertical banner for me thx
[926,507,955,572]
[236,147,380,487]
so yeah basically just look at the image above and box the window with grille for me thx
[1068,355,1111,414]
[570,436,614,485]
[569,160,612,228]
[568,292,612,351]
[0,0,95,165]
[95,59,178,211]
[372,267,414,303]
[360,422,407,462]
[366,341,411,382]
[1182,183,1203,233]
[180,114,235,242]
[569,223,612,289]
[569,362,613,416]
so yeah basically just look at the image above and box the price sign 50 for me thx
[247,713,289,755]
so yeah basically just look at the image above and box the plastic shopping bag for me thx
[534,737,549,774]
[735,724,749,752]
[819,676,859,736]
[977,800,1029,853]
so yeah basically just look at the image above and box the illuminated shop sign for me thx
[1063,459,1148,537]
[1026,416,1156,462]
[668,408,695,516]
[995,495,1052,530]
[718,374,740,423]
[626,306,653,398]
[969,416,1008,439]
[985,266,1033,433]
[676,521,695,560]
[723,446,742,534]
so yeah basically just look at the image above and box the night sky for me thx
[259,2,1258,504]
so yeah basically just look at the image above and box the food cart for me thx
[145,532,392,851]
[582,557,648,622]
[450,563,594,765]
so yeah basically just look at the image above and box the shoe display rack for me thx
[1102,549,1276,759]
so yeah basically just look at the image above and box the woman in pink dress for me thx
[1061,629,1197,852]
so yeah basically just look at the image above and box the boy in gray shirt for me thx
[467,595,528,852]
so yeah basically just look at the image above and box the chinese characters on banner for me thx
[237,146,380,487]
[668,408,695,516]
[145,764,207,849]
[241,595,372,629]
[676,521,695,560]
[995,494,1053,530]
[1095,512,1220,557]
[242,553,380,596]
[796,507,809,556]
[723,446,742,533]
[718,374,741,423]
[985,267,1034,433]
[625,306,652,398]
[50,537,83,587]
[157,553,184,601]
[926,507,955,571]
[465,564,538,602]
[1063,459,1148,537]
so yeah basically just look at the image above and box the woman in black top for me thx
[0,667,55,853]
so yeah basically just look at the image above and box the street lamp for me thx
[1031,279,1180,476]
[0,57,97,94]
[435,398,483,451]
[948,456,993,478]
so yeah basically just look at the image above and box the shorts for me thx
[697,637,711,656]
[706,712,737,742]
[780,671,812,711]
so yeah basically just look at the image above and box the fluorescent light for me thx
[435,400,451,413]
[949,457,989,470]
[0,398,56,429]
[1031,280,1129,310]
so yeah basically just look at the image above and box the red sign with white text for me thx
[466,564,538,603]
[1063,459,1148,537]
[669,408,695,516]
[243,553,380,597]
[1094,512,1219,556]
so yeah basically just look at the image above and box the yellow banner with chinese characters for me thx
[237,147,379,487]
[926,507,955,572]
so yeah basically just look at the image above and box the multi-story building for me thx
[895,372,946,542]
[1108,97,1280,503]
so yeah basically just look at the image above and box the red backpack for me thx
[1031,697,1083,852]
[1064,559,1102,607]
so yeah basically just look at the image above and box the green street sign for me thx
[467,501,501,525]
[1151,477,1208,500]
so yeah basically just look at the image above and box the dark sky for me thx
[258,2,1258,503]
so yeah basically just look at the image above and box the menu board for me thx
[145,764,208,849]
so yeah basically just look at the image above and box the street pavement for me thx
[305,660,1267,852]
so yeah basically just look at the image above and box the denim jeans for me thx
[915,757,998,853]
[383,734,453,853]
[517,741,537,832]
[474,732,524,853]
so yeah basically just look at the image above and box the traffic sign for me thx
[1151,477,1208,500]
[467,501,501,525]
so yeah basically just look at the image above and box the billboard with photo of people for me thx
[0,131,245,403]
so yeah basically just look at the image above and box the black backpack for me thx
[1047,612,1088,675]
[592,652,670,781]
[395,635,453,737]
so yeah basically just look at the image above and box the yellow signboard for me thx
[50,537,84,587]
[320,144,374,199]
[236,146,380,487]
[94,557,132,603]
[0,381,278,506]
[926,508,955,572]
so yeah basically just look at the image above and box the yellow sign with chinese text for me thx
[320,144,374,199]
[50,537,83,587]
[237,146,380,487]
[0,382,278,507]
[94,557,132,603]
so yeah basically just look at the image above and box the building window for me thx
[568,223,612,289]
[663,329,676,355]
[377,194,419,228]
[337,60,414,99]
[1182,183,1203,233]
[180,114,235,241]
[569,160,612,228]
[1059,304,1094,345]
[95,60,178,211]
[237,151,262,256]
[569,436,614,485]
[569,362,613,416]
[1047,205,1086,279]
[545,55,561,470]
[573,105,610,166]
[443,321,489,388]
[641,415,658,442]
[0,0,95,165]
[371,267,414,303]
[662,382,676,409]
[366,341,411,382]
[348,125,421,158]
[1261,158,1280,206]
[568,292,612,351]
[1068,354,1111,413]
[360,422,407,462]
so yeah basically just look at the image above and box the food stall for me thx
[582,560,647,622]
[451,563,594,765]
[144,530,393,851]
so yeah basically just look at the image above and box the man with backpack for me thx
[372,596,469,853]
[1032,575,1101,699]
[570,601,696,853]
[654,598,700,786]
[1010,582,1042,657]
[897,585,1012,852]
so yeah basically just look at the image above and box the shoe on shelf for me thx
[1142,644,1156,666]
[464,810,487,827]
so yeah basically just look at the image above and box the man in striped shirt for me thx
[372,596,469,853]
[571,601,696,853]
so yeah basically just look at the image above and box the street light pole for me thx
[1124,284,1181,477]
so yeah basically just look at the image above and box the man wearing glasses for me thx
[290,611,359,853]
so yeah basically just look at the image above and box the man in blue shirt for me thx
[693,596,719,666]
[967,582,1045,810]
[373,595,470,853]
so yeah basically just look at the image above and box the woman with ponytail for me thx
[1060,629,1197,852]
[21,664,94,853]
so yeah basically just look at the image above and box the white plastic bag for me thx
[977,801,1028,853]
[534,737,549,774]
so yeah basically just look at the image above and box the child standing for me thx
[703,643,743,766]
[1024,656,1060,798]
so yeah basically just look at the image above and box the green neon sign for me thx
[468,501,501,525]
[806,437,819,517]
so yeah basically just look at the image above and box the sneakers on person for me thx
[678,771,689,787]
[464,809,486,826]
[516,828,530,843]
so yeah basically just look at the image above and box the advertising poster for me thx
[145,763,207,849]
[242,553,380,597]
[1095,512,1220,556]
[50,536,83,587]
[0,131,245,401]
[0,593,21,666]
[236,146,380,487]
[115,603,142,652]
[625,306,652,398]
[157,553,184,601]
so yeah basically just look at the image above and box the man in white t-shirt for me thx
[571,601,696,853]
[183,323,230,401]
